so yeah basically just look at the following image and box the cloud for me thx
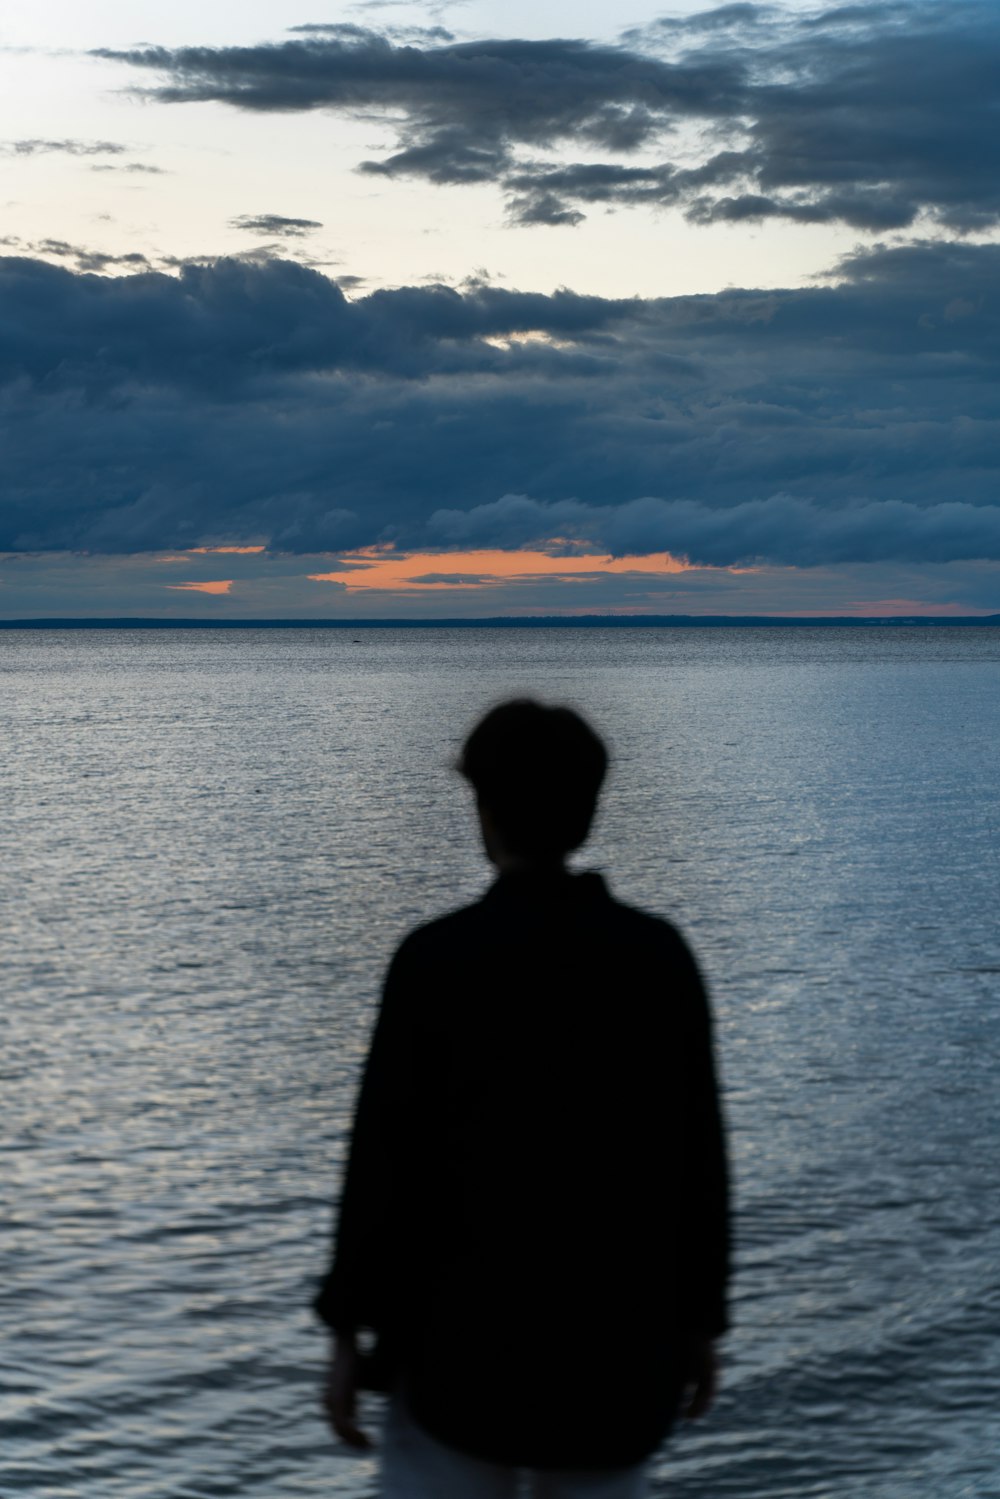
[428,494,1000,567]
[15,239,154,273]
[95,2,1000,230]
[228,213,324,237]
[3,139,128,157]
[1,241,998,565]
[3,139,164,176]
[639,3,778,35]
[289,21,456,45]
[91,162,167,175]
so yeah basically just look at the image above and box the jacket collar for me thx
[481,868,610,907]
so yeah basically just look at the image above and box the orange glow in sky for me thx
[187,546,266,555]
[308,547,693,592]
[165,580,234,594]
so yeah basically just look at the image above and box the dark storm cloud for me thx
[228,213,324,237]
[95,2,1000,230]
[428,494,1000,566]
[2,242,998,565]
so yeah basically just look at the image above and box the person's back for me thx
[315,700,730,1495]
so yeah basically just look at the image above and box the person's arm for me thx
[314,941,418,1446]
[673,938,731,1417]
[679,1336,720,1420]
[322,1332,371,1449]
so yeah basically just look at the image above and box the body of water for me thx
[2,627,999,1497]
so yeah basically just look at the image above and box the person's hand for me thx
[322,1337,373,1449]
[679,1337,719,1420]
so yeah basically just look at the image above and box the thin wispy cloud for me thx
[4,138,164,178]
[90,162,166,175]
[13,238,153,272]
[228,214,324,237]
[4,138,128,157]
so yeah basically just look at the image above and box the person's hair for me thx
[458,699,608,859]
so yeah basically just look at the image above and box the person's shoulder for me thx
[389,892,491,966]
[602,890,710,1016]
[604,887,707,985]
[604,886,694,953]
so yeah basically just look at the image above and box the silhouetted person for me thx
[315,700,730,1498]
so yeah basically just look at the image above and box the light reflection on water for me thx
[2,627,998,1497]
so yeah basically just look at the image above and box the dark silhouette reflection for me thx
[315,700,730,1496]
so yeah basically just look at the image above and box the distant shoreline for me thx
[2,616,999,630]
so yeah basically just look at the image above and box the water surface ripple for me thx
[2,628,998,1496]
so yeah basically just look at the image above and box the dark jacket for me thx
[314,868,730,1470]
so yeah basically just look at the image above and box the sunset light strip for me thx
[308,547,693,592]
[165,580,234,594]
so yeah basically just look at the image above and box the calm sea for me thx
[2,627,999,1498]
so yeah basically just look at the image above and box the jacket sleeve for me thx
[313,939,417,1337]
[673,937,731,1340]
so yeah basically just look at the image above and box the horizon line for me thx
[2,614,999,629]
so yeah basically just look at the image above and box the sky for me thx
[1,0,998,618]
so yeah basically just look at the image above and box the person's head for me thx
[458,699,608,866]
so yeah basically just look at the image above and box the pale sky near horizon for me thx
[2,0,999,617]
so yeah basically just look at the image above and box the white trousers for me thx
[379,1393,650,1499]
